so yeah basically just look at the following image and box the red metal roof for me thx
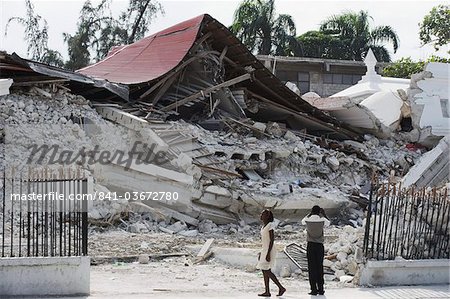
[77,15,205,84]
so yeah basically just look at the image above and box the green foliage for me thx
[230,0,301,56]
[381,57,424,78]
[5,0,64,66]
[381,56,449,78]
[419,5,450,51]
[64,0,163,70]
[297,31,352,59]
[317,10,399,62]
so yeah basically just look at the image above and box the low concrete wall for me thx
[359,259,450,286]
[188,246,297,276]
[0,256,90,296]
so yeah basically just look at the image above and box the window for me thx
[298,72,310,94]
[441,99,449,118]
[324,73,362,85]
[276,71,310,94]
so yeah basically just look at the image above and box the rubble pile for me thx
[0,86,132,170]
[0,86,134,221]
[0,81,442,285]
[1,86,425,228]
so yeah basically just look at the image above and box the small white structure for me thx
[302,49,410,137]
[410,62,450,146]
[0,78,13,96]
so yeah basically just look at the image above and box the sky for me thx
[0,0,448,62]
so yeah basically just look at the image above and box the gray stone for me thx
[343,140,368,151]
[323,259,333,268]
[279,266,291,278]
[326,156,340,170]
[24,105,34,114]
[138,254,149,264]
[284,130,299,142]
[339,275,354,283]
[335,269,346,278]
[273,149,292,158]
[337,252,348,262]
[166,221,188,233]
[266,122,283,137]
[252,122,266,132]
[178,229,199,237]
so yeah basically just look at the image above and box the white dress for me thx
[256,222,277,270]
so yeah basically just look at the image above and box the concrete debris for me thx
[138,254,150,264]
[196,238,214,263]
[0,78,13,96]
[0,84,428,228]
[402,136,449,188]
[1,60,447,289]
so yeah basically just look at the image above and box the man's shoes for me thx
[308,291,318,295]
[318,290,325,295]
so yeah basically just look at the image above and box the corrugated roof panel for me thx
[78,15,205,84]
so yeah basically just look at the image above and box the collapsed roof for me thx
[78,14,359,140]
[0,52,128,100]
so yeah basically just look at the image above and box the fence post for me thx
[82,179,88,256]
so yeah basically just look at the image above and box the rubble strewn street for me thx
[0,77,443,285]
[0,10,448,297]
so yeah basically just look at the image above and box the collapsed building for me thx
[1,14,448,229]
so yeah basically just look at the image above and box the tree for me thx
[320,10,399,62]
[5,0,64,67]
[382,56,449,78]
[64,0,163,70]
[230,0,301,56]
[381,57,424,78]
[419,5,450,51]
[297,30,352,60]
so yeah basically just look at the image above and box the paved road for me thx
[86,285,449,299]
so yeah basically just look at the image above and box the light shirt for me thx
[301,214,330,243]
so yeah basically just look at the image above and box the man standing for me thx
[302,205,330,296]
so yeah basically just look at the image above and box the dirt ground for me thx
[87,225,343,258]
[90,256,344,298]
[87,259,450,299]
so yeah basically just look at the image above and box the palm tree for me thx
[320,10,399,62]
[230,0,301,56]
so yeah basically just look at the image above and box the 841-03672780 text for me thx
[94,191,179,201]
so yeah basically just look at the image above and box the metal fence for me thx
[1,168,88,257]
[363,182,449,260]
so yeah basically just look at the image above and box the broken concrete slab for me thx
[402,136,449,188]
[196,204,238,224]
[196,185,233,209]
[96,106,169,152]
[196,238,214,259]
[158,207,200,227]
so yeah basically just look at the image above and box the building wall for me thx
[260,56,384,97]
[0,256,90,296]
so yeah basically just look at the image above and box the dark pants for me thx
[307,241,324,293]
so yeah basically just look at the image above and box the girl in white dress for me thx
[257,210,286,297]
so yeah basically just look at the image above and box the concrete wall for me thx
[359,259,450,286]
[188,246,297,276]
[0,256,90,296]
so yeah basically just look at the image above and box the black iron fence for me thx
[363,182,449,260]
[1,168,88,257]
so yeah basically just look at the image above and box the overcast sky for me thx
[0,0,448,62]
